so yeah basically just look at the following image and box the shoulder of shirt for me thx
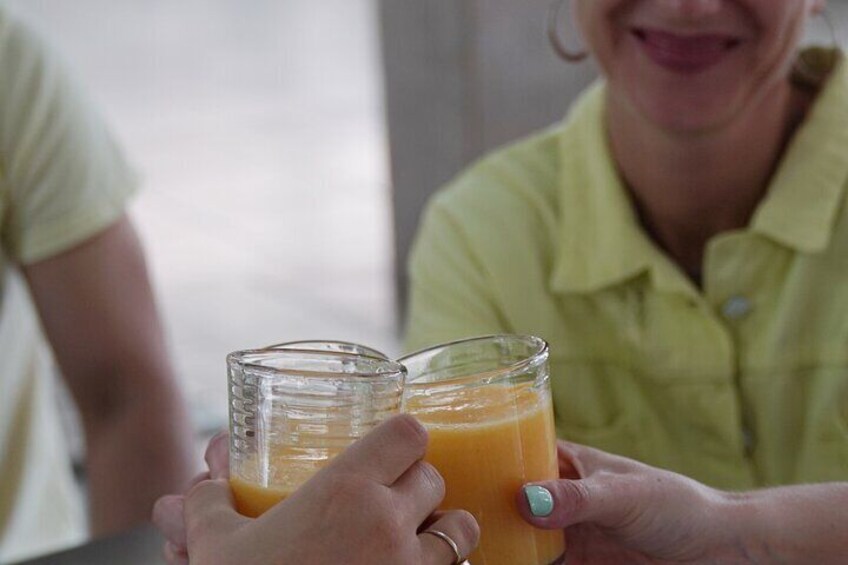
[0,6,55,116]
[429,124,563,223]
[0,4,10,36]
[0,5,39,60]
[427,79,605,223]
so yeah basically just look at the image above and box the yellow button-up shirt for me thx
[406,55,848,490]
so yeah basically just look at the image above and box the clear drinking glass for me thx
[262,339,389,360]
[400,335,565,565]
[228,347,406,517]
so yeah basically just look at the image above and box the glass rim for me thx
[261,339,390,361]
[398,334,549,387]
[227,347,406,382]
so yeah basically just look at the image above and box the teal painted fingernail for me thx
[524,485,554,517]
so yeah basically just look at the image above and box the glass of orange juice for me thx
[228,346,406,517]
[401,335,564,565]
[262,339,389,360]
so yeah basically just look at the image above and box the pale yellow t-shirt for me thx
[0,7,137,562]
[407,53,848,490]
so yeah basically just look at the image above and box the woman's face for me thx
[576,0,825,133]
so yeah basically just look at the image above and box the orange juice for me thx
[230,476,291,517]
[406,383,564,565]
[229,443,342,517]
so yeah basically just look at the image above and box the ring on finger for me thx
[421,528,464,565]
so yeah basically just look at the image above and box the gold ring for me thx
[421,528,463,565]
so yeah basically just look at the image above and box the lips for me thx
[632,28,742,74]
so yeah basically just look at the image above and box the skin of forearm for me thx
[21,218,197,536]
[83,388,194,536]
[720,483,848,564]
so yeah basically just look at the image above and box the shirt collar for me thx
[551,50,848,297]
[751,50,848,253]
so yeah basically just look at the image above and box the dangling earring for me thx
[794,7,840,85]
[547,0,588,63]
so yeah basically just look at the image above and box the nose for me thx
[656,0,722,18]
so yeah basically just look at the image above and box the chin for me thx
[639,97,738,135]
[618,77,748,136]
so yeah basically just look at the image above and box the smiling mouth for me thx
[631,28,743,74]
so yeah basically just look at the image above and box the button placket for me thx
[704,234,760,465]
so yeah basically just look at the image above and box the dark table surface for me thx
[11,524,164,565]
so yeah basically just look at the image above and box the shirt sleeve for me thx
[403,193,509,353]
[0,9,138,265]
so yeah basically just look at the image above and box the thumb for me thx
[518,475,631,530]
[184,479,246,543]
[204,432,230,480]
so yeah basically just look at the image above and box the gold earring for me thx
[794,8,840,85]
[547,0,588,63]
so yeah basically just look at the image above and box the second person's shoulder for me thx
[429,125,564,240]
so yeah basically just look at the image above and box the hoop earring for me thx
[794,8,840,85]
[547,0,588,63]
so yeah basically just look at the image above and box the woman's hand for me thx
[517,441,744,564]
[153,430,228,564]
[153,415,479,565]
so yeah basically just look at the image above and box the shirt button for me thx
[722,295,752,320]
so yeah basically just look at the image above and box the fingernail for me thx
[523,485,554,517]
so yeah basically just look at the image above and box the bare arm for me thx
[24,215,194,536]
[724,483,848,563]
